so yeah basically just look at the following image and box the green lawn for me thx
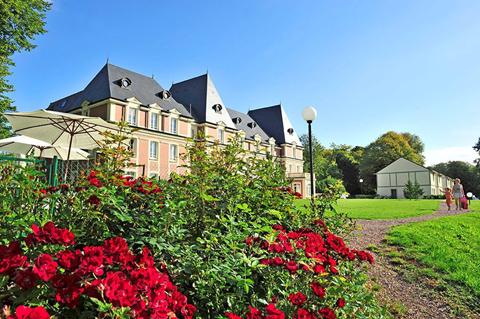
[387,201,480,297]
[295,199,441,220]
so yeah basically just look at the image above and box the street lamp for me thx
[302,106,317,201]
[359,178,364,195]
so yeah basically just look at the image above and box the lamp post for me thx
[359,178,364,195]
[302,106,317,201]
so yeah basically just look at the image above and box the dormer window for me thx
[120,77,132,88]
[247,122,257,128]
[287,128,294,135]
[160,90,171,100]
[232,117,242,124]
[212,104,223,113]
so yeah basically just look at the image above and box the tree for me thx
[431,161,480,196]
[403,180,424,199]
[0,0,51,137]
[331,144,364,195]
[300,134,345,193]
[359,131,425,194]
[474,138,480,167]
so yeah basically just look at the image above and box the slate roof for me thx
[48,64,191,117]
[248,105,301,145]
[170,73,236,128]
[47,64,302,146]
[226,108,270,142]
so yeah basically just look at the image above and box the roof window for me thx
[232,117,242,124]
[160,90,171,100]
[120,77,132,88]
[212,104,223,113]
[247,122,257,128]
[287,128,294,135]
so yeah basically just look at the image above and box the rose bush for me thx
[0,222,195,319]
[0,128,390,318]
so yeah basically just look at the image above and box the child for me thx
[443,187,453,211]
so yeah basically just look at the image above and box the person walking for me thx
[452,178,465,210]
[441,187,453,211]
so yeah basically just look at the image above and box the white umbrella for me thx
[0,135,90,160]
[31,146,90,161]
[4,110,118,176]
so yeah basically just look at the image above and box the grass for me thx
[295,198,441,220]
[387,201,480,298]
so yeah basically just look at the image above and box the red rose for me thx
[79,246,104,274]
[103,271,136,307]
[89,177,102,188]
[272,257,284,266]
[288,292,307,306]
[295,309,314,319]
[56,250,81,270]
[336,298,346,308]
[285,261,298,274]
[246,306,263,319]
[265,303,284,319]
[12,305,50,319]
[14,268,38,290]
[33,254,58,281]
[310,282,325,298]
[87,194,101,206]
[319,307,336,319]
[181,304,197,319]
[225,313,243,319]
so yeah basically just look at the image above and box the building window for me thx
[218,129,225,144]
[297,165,301,173]
[212,104,223,113]
[293,146,296,158]
[289,164,293,173]
[171,118,178,134]
[149,141,158,159]
[149,172,158,179]
[191,126,197,138]
[128,108,137,125]
[128,139,137,155]
[170,144,178,161]
[150,113,159,130]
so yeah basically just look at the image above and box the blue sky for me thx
[8,0,480,164]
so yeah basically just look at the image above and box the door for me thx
[391,189,397,199]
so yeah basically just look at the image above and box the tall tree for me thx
[474,138,480,167]
[300,134,344,193]
[432,161,480,196]
[331,144,363,195]
[0,0,51,137]
[359,131,425,193]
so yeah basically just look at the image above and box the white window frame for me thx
[150,112,159,130]
[128,138,137,156]
[218,129,225,144]
[170,144,178,162]
[149,141,159,159]
[171,118,178,135]
[127,107,138,126]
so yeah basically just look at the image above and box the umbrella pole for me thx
[64,133,74,182]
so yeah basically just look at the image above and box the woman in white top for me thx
[452,178,465,210]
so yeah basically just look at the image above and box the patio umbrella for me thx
[4,109,118,176]
[0,135,90,160]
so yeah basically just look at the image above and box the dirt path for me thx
[348,202,472,319]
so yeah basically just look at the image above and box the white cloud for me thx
[424,146,478,166]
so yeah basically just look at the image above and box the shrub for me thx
[0,221,195,319]
[403,180,424,199]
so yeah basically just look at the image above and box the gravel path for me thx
[348,202,473,319]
